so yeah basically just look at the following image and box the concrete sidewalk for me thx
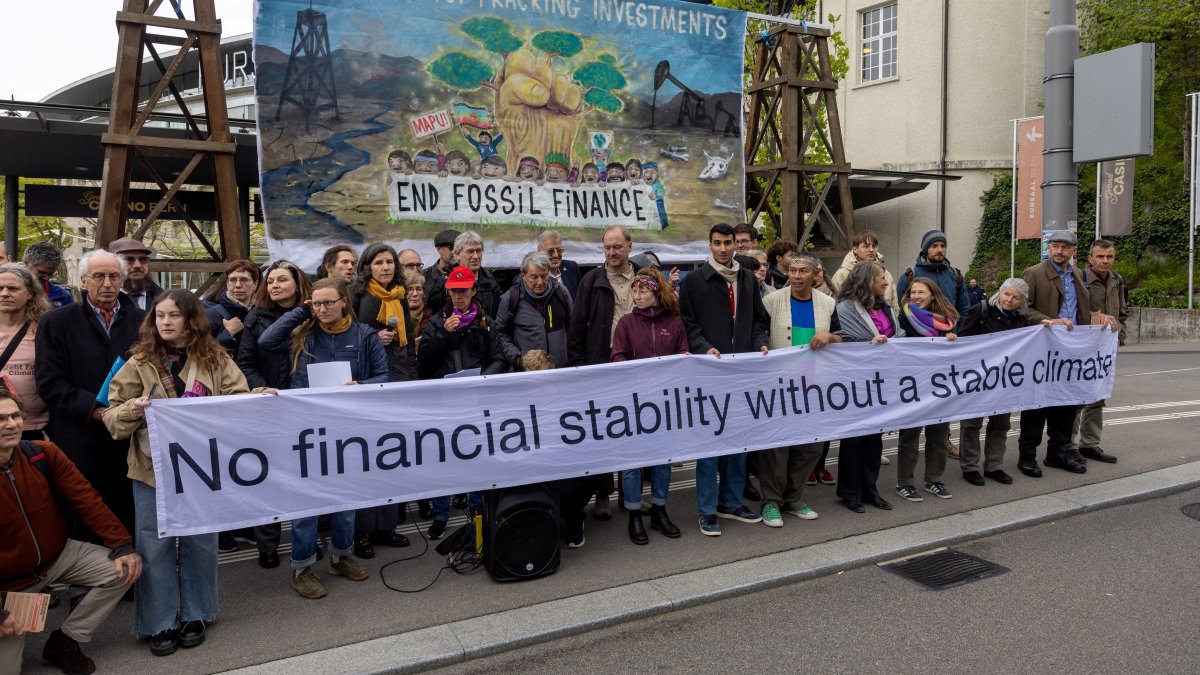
[227,461,1200,675]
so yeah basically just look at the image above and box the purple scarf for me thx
[452,302,479,327]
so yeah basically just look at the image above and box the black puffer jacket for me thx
[350,289,419,382]
[236,307,292,389]
[418,304,506,379]
[957,301,1027,337]
[206,291,251,355]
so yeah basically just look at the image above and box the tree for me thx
[0,177,73,259]
[428,17,628,171]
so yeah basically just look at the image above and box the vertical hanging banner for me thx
[1016,117,1045,239]
[254,0,748,269]
[1099,158,1135,237]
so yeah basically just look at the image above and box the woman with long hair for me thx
[956,277,1030,486]
[832,260,905,513]
[235,259,311,569]
[893,277,959,503]
[347,243,416,557]
[0,263,52,438]
[258,277,387,600]
[610,267,686,544]
[104,290,268,656]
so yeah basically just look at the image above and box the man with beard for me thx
[108,237,162,311]
[896,230,971,329]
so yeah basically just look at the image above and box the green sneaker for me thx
[291,566,327,599]
[761,503,784,528]
[329,555,369,581]
[785,504,819,520]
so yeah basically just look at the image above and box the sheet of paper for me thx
[306,361,353,388]
[4,592,50,632]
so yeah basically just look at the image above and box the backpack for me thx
[19,441,71,518]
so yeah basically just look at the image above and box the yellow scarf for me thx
[318,314,353,335]
[367,278,408,346]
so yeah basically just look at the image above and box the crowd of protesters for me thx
[1,223,1124,673]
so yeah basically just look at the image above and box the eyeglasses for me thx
[310,299,344,309]
[227,277,255,285]
[0,411,23,424]
[87,273,123,284]
[542,247,564,255]
[402,262,423,269]
[857,243,879,249]
[122,255,150,264]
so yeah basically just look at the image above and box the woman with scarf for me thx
[494,250,572,370]
[418,266,505,539]
[105,290,271,655]
[893,277,959,503]
[404,269,433,352]
[235,259,310,569]
[833,260,905,514]
[610,267,686,544]
[348,244,416,558]
[956,277,1030,486]
[259,277,388,600]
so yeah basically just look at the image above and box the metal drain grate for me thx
[1181,504,1200,521]
[880,548,1009,591]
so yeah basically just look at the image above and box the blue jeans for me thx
[620,465,671,511]
[695,452,747,517]
[290,510,354,569]
[131,480,218,636]
[431,492,483,522]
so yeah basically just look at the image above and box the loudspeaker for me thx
[483,483,560,582]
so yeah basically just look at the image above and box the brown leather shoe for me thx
[946,440,960,460]
[43,629,96,675]
[1080,447,1118,463]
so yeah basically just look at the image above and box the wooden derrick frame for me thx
[744,23,856,249]
[96,0,244,290]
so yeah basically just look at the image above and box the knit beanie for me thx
[920,229,947,258]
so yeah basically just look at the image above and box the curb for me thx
[223,461,1200,674]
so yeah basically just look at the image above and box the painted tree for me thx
[428,16,628,172]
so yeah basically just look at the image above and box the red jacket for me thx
[1,440,133,592]
[610,306,690,361]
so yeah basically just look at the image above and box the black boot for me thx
[43,629,96,674]
[628,512,649,545]
[649,504,681,538]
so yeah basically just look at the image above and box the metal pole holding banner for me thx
[1011,119,1018,278]
[1189,92,1198,310]
[1043,0,1079,240]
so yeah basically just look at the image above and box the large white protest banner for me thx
[147,326,1117,536]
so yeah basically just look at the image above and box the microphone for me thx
[387,316,399,332]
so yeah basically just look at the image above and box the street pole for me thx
[1095,162,1102,239]
[1189,92,1198,310]
[1011,119,1018,278]
[1043,0,1079,241]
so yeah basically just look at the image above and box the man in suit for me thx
[679,223,770,536]
[36,249,146,535]
[539,230,581,300]
[1018,231,1116,477]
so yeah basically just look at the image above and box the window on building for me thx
[861,3,897,82]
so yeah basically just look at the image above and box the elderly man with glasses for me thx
[537,230,581,300]
[35,249,146,535]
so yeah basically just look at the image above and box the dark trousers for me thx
[559,476,595,535]
[1018,405,1079,464]
[835,433,883,503]
[254,523,281,554]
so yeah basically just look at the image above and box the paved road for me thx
[16,348,1200,674]
[434,486,1200,675]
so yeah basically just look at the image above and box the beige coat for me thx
[828,250,900,312]
[763,286,836,350]
[1020,259,1091,325]
[103,353,255,487]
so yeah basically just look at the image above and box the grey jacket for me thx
[834,299,905,343]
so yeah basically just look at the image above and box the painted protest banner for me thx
[147,326,1117,536]
[254,0,748,270]
[1099,158,1134,237]
[1016,117,1045,239]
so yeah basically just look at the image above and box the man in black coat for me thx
[538,229,582,300]
[679,223,770,537]
[108,236,163,311]
[35,249,145,535]
[565,225,642,522]
[426,231,503,317]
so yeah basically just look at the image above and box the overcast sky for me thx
[0,0,254,102]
